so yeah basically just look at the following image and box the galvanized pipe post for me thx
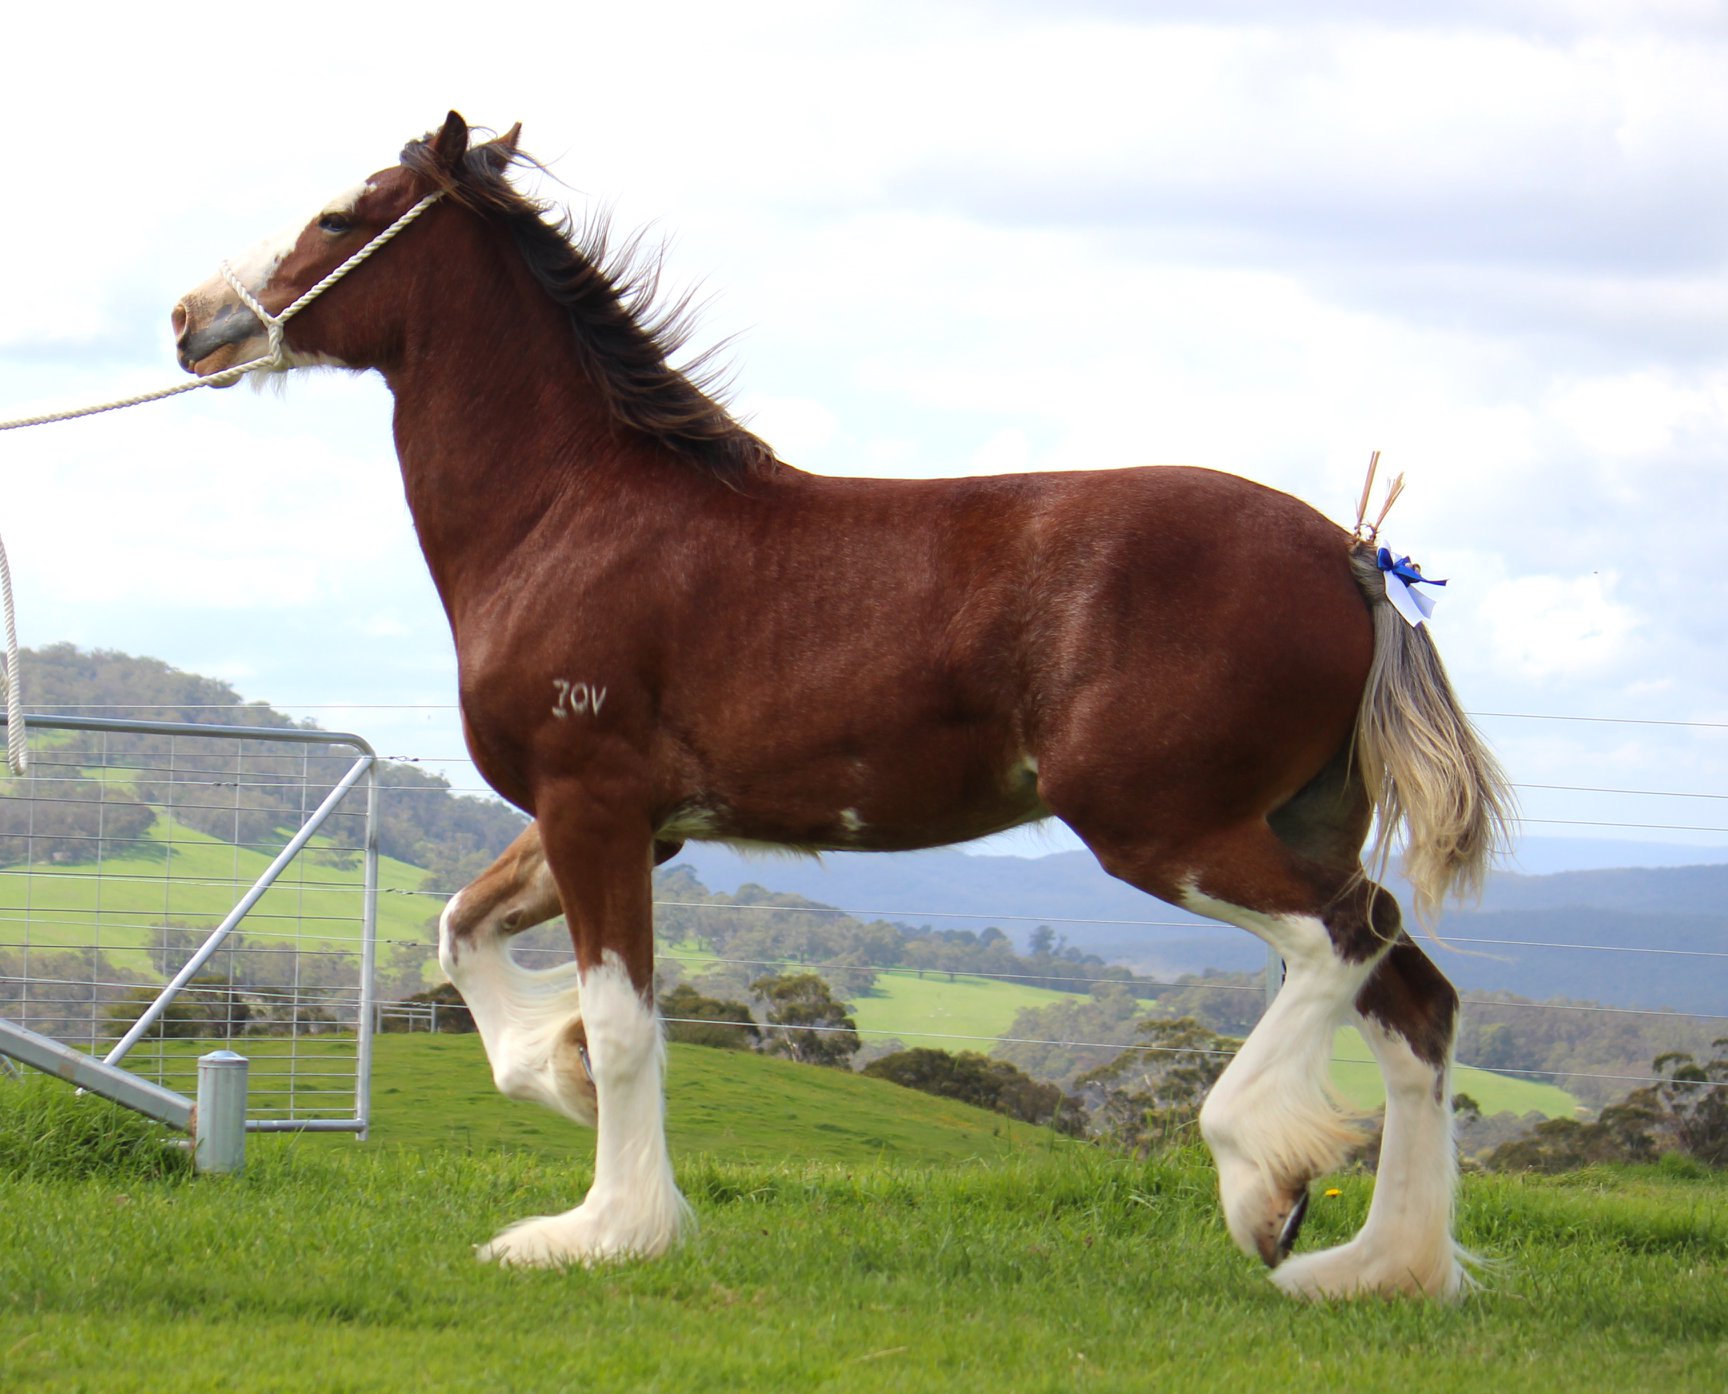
[194,1050,249,1174]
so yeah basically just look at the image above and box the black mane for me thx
[400,133,778,481]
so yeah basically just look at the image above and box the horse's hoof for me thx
[1275,1187,1311,1264]
[1249,1185,1310,1268]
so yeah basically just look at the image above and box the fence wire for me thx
[8,703,1724,1118]
[0,717,377,1130]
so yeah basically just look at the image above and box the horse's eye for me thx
[318,213,355,235]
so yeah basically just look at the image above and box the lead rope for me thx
[0,190,445,774]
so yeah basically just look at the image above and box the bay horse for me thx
[173,112,1511,1299]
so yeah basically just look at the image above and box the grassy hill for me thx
[0,814,440,972]
[363,1028,1578,1172]
[836,962,1580,1119]
[2,1066,1724,1394]
[5,820,1581,1122]
[1329,1024,1578,1117]
[370,1035,1060,1164]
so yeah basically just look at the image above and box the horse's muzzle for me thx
[172,299,263,380]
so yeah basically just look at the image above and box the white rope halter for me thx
[0,189,446,774]
[217,191,444,373]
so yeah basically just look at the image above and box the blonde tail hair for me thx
[1349,545,1516,924]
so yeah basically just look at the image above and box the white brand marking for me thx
[552,679,608,719]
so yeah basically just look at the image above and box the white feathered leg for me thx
[1186,892,1374,1268]
[475,955,689,1266]
[437,890,596,1125]
[1273,1015,1467,1300]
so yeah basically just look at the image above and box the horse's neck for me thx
[382,273,638,623]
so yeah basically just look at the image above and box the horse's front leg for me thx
[475,800,688,1267]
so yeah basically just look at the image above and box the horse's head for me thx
[172,112,520,382]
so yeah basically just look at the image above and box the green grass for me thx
[1329,1026,1580,1119]
[370,1035,1055,1163]
[849,969,1096,1048]
[0,815,438,972]
[842,966,1579,1119]
[1,1068,1724,1394]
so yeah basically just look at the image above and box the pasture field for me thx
[3,1057,1723,1393]
[666,947,1582,1119]
[6,827,1580,1119]
[670,956,1085,1049]
[1328,1025,1579,1119]
[0,817,439,969]
[370,1035,1055,1162]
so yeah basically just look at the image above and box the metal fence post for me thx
[195,1050,249,1174]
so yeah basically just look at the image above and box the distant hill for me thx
[16,643,527,883]
[368,1034,1058,1163]
[16,644,1720,1016]
[1478,863,1728,917]
[670,843,1727,1015]
[671,843,1274,976]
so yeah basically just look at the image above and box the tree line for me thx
[4,644,526,873]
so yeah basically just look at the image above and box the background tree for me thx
[1139,971,1267,1038]
[991,982,1149,1087]
[659,983,760,1050]
[0,768,155,868]
[752,972,860,1067]
[1484,1042,1728,1172]
[863,1047,1082,1133]
[104,974,251,1040]
[1073,1017,1235,1156]
[1647,1041,1728,1166]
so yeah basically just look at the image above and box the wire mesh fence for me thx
[5,700,1724,1137]
[0,715,378,1133]
[372,844,1723,1123]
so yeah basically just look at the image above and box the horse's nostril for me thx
[171,302,189,343]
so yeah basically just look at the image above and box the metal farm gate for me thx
[0,715,379,1140]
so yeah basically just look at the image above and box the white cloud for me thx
[1482,572,1643,679]
[1,1,1724,856]
[736,395,840,461]
[968,429,1035,475]
[1548,370,1728,457]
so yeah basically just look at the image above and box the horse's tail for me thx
[1348,544,1516,923]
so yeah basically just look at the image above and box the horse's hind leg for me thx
[1274,936,1467,1300]
[1183,874,1387,1270]
[1072,811,1388,1272]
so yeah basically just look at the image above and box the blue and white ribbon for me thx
[1376,547,1446,629]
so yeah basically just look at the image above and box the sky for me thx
[2,0,1725,871]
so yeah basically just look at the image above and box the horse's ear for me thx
[432,111,470,170]
[476,122,522,174]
